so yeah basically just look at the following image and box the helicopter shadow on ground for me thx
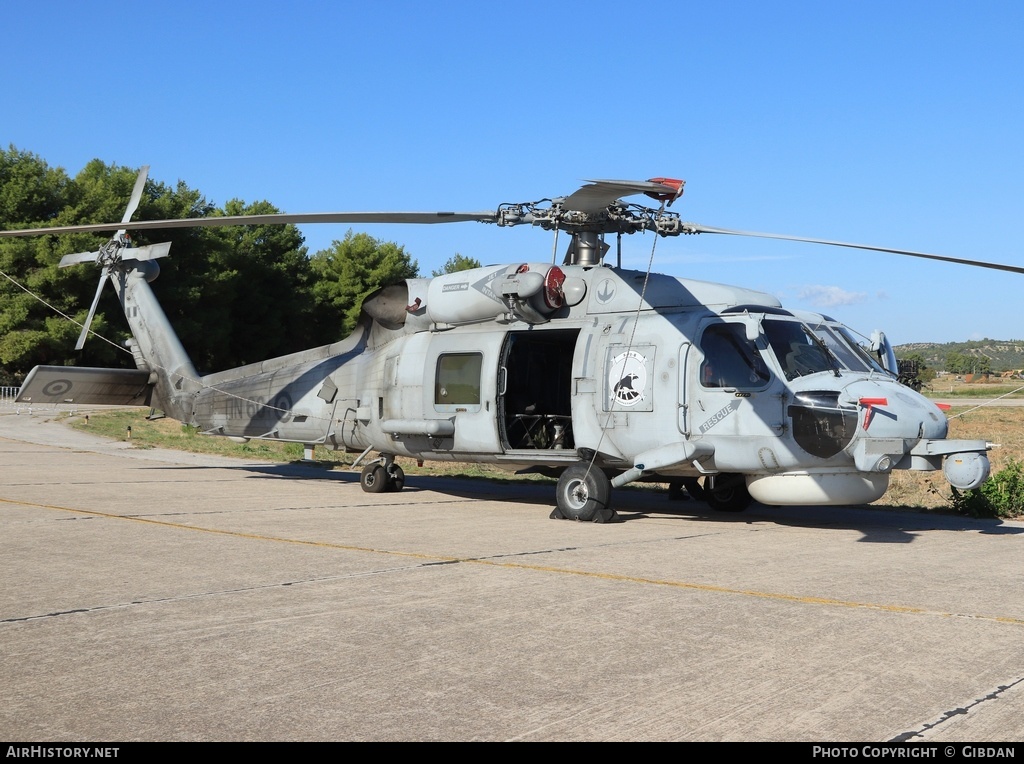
[132,461,1023,543]
[615,491,1024,543]
[136,460,564,508]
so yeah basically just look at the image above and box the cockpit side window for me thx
[764,320,837,380]
[699,323,771,389]
[808,325,869,372]
[837,327,890,374]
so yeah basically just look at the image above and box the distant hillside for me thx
[895,339,1024,372]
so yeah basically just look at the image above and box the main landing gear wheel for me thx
[551,462,617,523]
[702,473,752,512]
[360,461,406,493]
[360,464,389,493]
[385,464,405,492]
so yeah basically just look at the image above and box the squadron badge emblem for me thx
[608,350,648,407]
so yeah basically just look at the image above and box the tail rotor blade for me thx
[75,274,108,351]
[58,167,152,272]
[129,242,172,261]
[59,242,170,268]
[59,250,102,268]
[120,166,150,226]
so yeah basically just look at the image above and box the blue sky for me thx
[4,1,1023,343]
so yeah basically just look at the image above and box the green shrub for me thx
[949,460,1024,518]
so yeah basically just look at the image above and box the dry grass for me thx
[875,404,1024,511]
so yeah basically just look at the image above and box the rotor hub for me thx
[96,235,131,268]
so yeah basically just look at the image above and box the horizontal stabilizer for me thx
[17,366,153,406]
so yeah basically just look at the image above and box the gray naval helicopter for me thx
[5,171,1007,522]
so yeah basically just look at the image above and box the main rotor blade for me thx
[688,224,1024,276]
[75,274,108,350]
[564,179,682,215]
[0,211,499,239]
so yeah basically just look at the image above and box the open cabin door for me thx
[498,329,580,453]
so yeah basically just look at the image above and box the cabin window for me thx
[434,352,483,405]
[699,323,770,389]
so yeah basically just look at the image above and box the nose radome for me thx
[842,380,949,440]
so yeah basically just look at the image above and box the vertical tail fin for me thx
[108,259,199,422]
[54,166,198,420]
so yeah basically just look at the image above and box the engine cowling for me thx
[423,263,566,324]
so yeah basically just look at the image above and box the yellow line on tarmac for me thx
[4,495,1024,627]
[0,496,444,561]
[478,559,1024,624]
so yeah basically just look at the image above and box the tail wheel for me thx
[360,464,389,494]
[555,462,611,521]
[702,473,752,512]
